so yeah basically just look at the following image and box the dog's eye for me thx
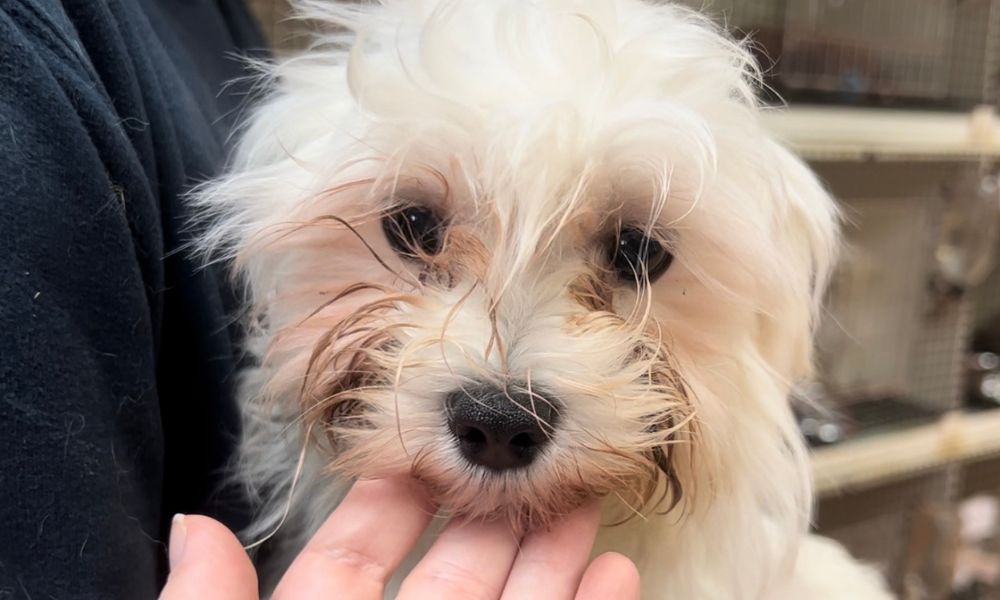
[383,206,444,258]
[610,228,673,284]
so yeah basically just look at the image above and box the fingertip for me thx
[273,478,436,599]
[500,502,604,600]
[594,552,641,580]
[575,552,641,600]
[159,515,257,600]
[168,514,188,571]
[185,515,258,586]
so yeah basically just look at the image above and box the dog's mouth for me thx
[408,464,599,532]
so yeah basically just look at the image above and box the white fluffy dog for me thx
[196,0,895,597]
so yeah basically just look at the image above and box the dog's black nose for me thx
[445,383,560,471]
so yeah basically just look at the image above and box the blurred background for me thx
[248,1,1000,598]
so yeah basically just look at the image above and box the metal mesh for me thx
[910,298,976,412]
[817,470,962,597]
[784,1,955,103]
[685,0,1000,108]
[950,0,999,105]
[817,197,936,401]
[257,0,1000,106]
[822,505,913,591]
[811,163,995,425]
[818,192,977,415]
[688,0,785,29]
[810,162,999,597]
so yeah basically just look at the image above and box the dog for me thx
[195,0,895,597]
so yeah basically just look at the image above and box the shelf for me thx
[812,409,1000,496]
[761,105,1000,161]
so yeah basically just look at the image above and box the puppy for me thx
[196,1,895,597]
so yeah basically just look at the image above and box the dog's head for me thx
[202,0,836,535]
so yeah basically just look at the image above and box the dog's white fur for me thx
[195,1,894,597]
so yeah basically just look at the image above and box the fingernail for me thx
[168,513,187,570]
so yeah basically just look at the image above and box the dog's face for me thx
[205,0,837,533]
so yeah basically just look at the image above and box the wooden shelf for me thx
[812,410,1000,496]
[762,105,1000,161]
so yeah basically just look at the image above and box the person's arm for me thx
[0,5,166,597]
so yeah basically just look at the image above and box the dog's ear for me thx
[756,142,839,382]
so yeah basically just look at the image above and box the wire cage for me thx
[811,162,999,432]
[805,161,1000,599]
[688,0,1000,109]
[256,0,1000,108]
[817,193,968,421]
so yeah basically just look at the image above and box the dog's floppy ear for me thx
[757,141,839,381]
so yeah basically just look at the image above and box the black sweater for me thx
[0,0,265,597]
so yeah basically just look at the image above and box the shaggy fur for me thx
[194,1,895,597]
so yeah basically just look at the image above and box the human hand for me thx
[159,478,640,599]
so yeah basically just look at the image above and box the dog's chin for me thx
[334,450,655,533]
[414,470,597,533]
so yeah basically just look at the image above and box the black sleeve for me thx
[0,5,166,598]
[0,1,262,598]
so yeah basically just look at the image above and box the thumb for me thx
[158,514,258,600]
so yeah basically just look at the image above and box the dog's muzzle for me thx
[445,383,560,471]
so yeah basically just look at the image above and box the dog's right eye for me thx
[610,227,673,285]
[382,206,444,258]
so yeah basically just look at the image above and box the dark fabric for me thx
[0,0,265,597]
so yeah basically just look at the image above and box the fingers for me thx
[272,478,436,600]
[154,484,639,600]
[499,502,601,600]
[398,518,520,600]
[574,552,641,600]
[158,514,258,600]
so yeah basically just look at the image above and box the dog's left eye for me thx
[382,206,444,258]
[610,228,673,284]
